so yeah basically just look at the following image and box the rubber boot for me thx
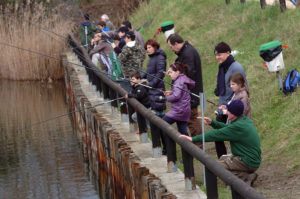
[153,147,162,158]
[185,178,192,191]
[167,161,177,173]
[185,177,196,191]
[140,132,149,143]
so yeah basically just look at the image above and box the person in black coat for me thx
[125,71,151,142]
[142,39,167,156]
[167,33,203,149]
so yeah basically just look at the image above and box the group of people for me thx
[78,14,261,191]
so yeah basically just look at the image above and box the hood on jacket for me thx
[81,21,91,26]
[175,74,195,90]
[149,48,167,58]
[126,41,136,47]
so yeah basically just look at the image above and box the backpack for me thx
[282,69,300,95]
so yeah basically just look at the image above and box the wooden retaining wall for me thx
[63,52,178,199]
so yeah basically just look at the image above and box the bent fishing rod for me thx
[16,97,124,132]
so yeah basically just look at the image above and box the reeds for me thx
[0,2,75,80]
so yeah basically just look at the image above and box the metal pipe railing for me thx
[68,34,265,199]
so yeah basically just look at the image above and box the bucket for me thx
[161,21,175,40]
[265,52,284,72]
[259,41,284,72]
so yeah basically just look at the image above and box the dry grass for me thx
[0,2,75,80]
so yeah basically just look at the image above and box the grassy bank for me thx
[130,0,300,198]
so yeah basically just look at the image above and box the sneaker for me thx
[136,130,140,134]
[245,173,258,187]
[153,147,162,158]
[185,177,196,191]
[167,161,177,173]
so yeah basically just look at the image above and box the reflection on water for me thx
[0,80,100,199]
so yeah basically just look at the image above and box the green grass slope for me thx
[130,0,300,197]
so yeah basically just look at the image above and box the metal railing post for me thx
[205,168,218,199]
[68,34,266,199]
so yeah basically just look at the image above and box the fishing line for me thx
[16,97,124,132]
[70,47,216,105]
[0,40,218,106]
[1,5,216,107]
[1,8,216,106]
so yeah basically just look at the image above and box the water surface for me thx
[0,80,100,199]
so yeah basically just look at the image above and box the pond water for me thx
[0,80,100,199]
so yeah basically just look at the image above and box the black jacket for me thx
[175,41,203,108]
[142,49,166,111]
[128,82,151,108]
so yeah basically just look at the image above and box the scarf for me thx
[214,55,235,96]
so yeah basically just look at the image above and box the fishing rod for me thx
[0,40,218,107]
[0,41,105,75]
[1,8,215,106]
[136,80,217,106]
[72,47,217,106]
[16,97,124,132]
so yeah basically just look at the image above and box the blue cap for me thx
[226,100,244,116]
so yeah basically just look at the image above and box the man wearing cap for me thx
[119,31,145,77]
[180,100,261,186]
[214,42,248,158]
[167,33,203,148]
[79,13,98,51]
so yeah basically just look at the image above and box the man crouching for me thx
[180,100,261,186]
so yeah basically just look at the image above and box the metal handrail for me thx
[68,34,265,199]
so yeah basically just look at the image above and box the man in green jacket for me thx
[118,31,145,77]
[79,14,98,51]
[180,100,261,186]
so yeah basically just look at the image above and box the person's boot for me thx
[184,178,193,191]
[167,161,177,173]
[153,147,162,158]
[245,173,258,187]
[140,132,149,143]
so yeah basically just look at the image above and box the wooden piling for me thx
[62,52,179,199]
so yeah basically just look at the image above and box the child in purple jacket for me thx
[163,62,196,190]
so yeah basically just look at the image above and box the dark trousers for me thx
[136,112,147,133]
[163,116,194,178]
[215,114,228,158]
[149,112,166,149]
